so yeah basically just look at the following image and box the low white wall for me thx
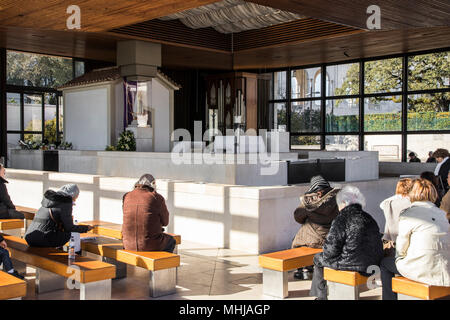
[308,151,379,181]
[379,162,437,176]
[6,169,399,254]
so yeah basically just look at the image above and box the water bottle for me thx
[72,220,81,255]
[68,235,76,260]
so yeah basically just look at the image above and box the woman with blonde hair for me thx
[379,178,413,255]
[380,178,450,300]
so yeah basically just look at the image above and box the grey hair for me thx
[336,185,366,208]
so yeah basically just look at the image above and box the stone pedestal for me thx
[127,125,153,152]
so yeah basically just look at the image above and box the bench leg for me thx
[327,281,360,300]
[102,257,127,279]
[262,268,288,299]
[11,259,27,275]
[80,279,112,300]
[35,268,66,293]
[149,268,176,298]
[397,293,422,300]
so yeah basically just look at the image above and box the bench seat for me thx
[79,220,181,245]
[258,247,322,298]
[80,234,180,297]
[323,267,369,300]
[0,270,26,300]
[1,232,116,300]
[0,219,24,237]
[392,276,450,300]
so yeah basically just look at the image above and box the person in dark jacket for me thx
[426,151,436,163]
[433,148,450,195]
[122,174,176,253]
[420,171,442,207]
[0,234,24,279]
[408,152,421,163]
[309,185,384,300]
[291,175,340,280]
[0,163,24,219]
[25,184,93,248]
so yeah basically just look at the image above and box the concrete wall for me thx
[64,86,110,150]
[308,151,379,181]
[379,161,437,176]
[151,78,171,152]
[5,169,399,254]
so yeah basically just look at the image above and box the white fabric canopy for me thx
[159,0,304,34]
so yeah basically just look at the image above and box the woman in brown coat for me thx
[122,174,176,252]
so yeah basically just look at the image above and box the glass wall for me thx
[5,50,70,149]
[266,49,450,161]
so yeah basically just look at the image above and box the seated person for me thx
[380,178,450,300]
[0,163,24,219]
[421,171,443,207]
[25,184,92,247]
[408,152,421,163]
[291,175,340,280]
[440,170,450,223]
[309,185,384,300]
[379,178,413,255]
[122,174,176,253]
[0,234,23,279]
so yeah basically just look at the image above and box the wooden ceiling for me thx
[0,0,221,32]
[247,0,450,30]
[233,26,450,70]
[0,0,449,70]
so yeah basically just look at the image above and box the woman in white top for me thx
[380,178,450,300]
[380,178,413,245]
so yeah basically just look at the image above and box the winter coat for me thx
[24,190,89,247]
[440,190,450,223]
[122,186,172,251]
[0,177,16,217]
[321,203,384,273]
[396,201,450,286]
[436,158,450,193]
[291,188,339,249]
[380,194,411,242]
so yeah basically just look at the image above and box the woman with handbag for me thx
[25,184,93,248]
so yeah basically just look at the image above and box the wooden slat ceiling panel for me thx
[233,18,362,51]
[233,26,450,70]
[0,0,222,32]
[245,0,450,30]
[110,19,231,52]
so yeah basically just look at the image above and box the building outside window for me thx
[5,50,84,152]
[267,49,450,162]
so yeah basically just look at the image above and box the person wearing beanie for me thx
[0,163,24,219]
[291,175,340,280]
[122,174,176,253]
[25,184,93,248]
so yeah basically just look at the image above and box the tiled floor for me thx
[21,240,382,300]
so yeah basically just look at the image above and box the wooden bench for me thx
[392,276,450,300]
[79,220,181,253]
[0,270,26,300]
[80,234,180,298]
[0,219,24,237]
[259,247,323,298]
[1,232,116,300]
[323,267,369,300]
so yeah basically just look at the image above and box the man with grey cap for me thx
[25,184,93,248]
[122,174,176,253]
[291,175,340,280]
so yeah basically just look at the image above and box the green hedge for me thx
[324,111,449,132]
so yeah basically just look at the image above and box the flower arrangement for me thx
[19,140,73,150]
[105,130,136,151]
